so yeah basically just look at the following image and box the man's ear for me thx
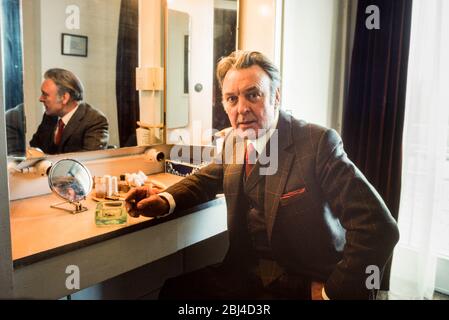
[275,87,281,107]
[61,92,71,105]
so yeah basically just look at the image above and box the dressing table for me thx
[10,165,226,299]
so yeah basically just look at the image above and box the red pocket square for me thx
[281,187,306,199]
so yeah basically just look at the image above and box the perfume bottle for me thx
[94,176,107,199]
[95,200,127,226]
[118,174,130,193]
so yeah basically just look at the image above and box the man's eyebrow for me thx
[223,91,236,97]
[223,86,261,96]
[243,86,261,94]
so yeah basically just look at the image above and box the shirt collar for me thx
[60,105,79,125]
[246,109,279,155]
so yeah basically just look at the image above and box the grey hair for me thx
[216,50,281,102]
[44,68,84,101]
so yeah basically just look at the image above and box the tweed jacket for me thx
[165,110,400,299]
[30,102,109,154]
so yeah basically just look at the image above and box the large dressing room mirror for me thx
[1,0,164,157]
[166,0,238,145]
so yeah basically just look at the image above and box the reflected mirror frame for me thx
[48,158,92,203]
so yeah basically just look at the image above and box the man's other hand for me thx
[125,186,170,218]
[311,281,326,300]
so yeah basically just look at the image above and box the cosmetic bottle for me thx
[95,177,106,199]
[118,175,130,193]
[111,176,119,196]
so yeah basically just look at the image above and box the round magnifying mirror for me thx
[48,159,92,214]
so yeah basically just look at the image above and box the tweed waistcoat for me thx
[243,160,284,286]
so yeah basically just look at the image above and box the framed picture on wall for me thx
[61,33,88,57]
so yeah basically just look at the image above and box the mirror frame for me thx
[2,0,167,159]
[3,0,243,166]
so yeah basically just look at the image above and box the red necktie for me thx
[245,142,256,178]
[54,119,65,145]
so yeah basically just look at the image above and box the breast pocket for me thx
[279,187,307,207]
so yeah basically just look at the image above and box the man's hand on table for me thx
[125,186,170,218]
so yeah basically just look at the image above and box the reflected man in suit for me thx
[30,68,109,154]
[125,51,400,300]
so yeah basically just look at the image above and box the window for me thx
[391,0,449,299]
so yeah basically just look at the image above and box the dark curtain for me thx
[212,8,237,132]
[116,0,139,147]
[1,0,23,111]
[342,0,413,290]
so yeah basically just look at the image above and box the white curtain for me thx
[390,0,449,300]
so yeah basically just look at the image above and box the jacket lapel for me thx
[245,150,264,191]
[44,115,58,151]
[223,131,246,224]
[264,111,294,242]
[60,103,86,147]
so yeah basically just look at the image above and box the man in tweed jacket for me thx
[126,51,399,300]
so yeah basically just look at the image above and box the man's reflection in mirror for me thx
[30,68,109,154]
[6,103,26,156]
[53,176,86,202]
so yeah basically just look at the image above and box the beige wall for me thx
[238,0,277,60]
[238,0,351,131]
[22,0,42,146]
[281,0,338,128]
[139,0,164,137]
[281,0,353,131]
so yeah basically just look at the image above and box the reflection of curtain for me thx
[1,0,23,111]
[116,0,139,147]
[212,8,237,132]
[342,0,413,290]
[390,0,449,300]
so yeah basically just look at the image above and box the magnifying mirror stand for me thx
[51,200,88,214]
[48,159,93,214]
